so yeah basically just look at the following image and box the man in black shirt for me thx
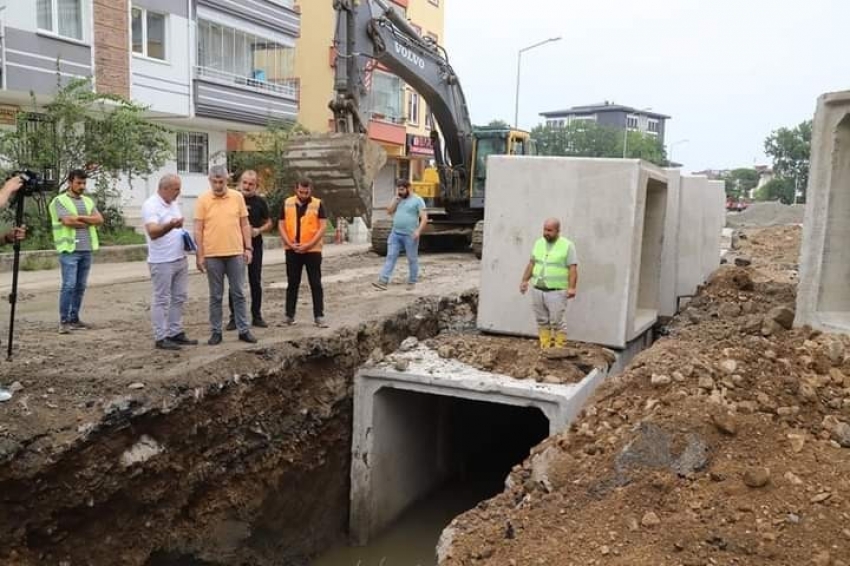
[278,178,329,327]
[227,170,271,329]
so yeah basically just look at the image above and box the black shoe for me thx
[168,332,198,346]
[208,332,223,346]
[238,331,258,344]
[252,318,268,328]
[69,320,89,330]
[225,319,237,331]
[155,339,182,351]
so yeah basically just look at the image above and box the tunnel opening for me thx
[633,177,668,338]
[319,388,550,564]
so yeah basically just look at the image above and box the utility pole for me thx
[514,37,561,129]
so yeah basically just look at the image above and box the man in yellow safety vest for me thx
[519,217,579,350]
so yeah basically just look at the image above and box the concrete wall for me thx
[702,180,725,281]
[659,169,682,317]
[676,175,708,299]
[797,91,850,333]
[477,157,667,349]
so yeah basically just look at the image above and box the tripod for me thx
[6,190,26,360]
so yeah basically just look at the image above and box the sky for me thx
[444,0,848,173]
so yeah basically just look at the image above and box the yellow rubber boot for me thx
[553,331,567,348]
[538,328,552,349]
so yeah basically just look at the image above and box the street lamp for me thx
[514,36,561,129]
[623,106,652,159]
[668,138,690,166]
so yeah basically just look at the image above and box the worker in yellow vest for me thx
[48,169,103,334]
[519,218,579,350]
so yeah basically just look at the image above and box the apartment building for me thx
[294,0,445,209]
[0,0,301,222]
[540,102,670,146]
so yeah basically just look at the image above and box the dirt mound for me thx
[441,230,850,566]
[727,201,805,228]
[427,334,614,385]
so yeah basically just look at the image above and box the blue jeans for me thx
[379,230,419,284]
[59,251,92,323]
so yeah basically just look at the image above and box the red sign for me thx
[407,134,434,156]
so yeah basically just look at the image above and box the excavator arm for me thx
[282,0,475,224]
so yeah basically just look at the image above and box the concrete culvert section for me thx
[349,341,613,545]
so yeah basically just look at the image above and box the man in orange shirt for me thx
[194,165,258,345]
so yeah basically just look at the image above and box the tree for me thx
[764,120,811,201]
[227,121,309,217]
[530,122,667,166]
[482,119,511,129]
[0,77,173,248]
[754,177,795,204]
[721,168,760,199]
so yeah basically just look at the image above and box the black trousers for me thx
[285,250,324,319]
[229,236,264,320]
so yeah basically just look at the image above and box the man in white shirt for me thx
[142,174,198,350]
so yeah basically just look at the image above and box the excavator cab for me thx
[470,128,533,209]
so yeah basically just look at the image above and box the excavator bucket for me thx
[280,133,387,227]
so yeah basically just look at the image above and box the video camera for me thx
[10,169,52,197]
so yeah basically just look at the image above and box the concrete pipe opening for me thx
[350,386,550,546]
[633,177,668,337]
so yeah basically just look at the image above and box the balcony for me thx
[194,66,299,126]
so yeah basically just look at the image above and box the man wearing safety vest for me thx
[519,217,579,350]
[278,177,329,327]
[49,169,103,334]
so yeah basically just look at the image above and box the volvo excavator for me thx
[281,0,533,258]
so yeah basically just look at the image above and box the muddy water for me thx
[313,478,502,566]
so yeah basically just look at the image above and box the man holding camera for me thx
[49,169,103,335]
[0,176,26,402]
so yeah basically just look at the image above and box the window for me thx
[407,91,420,125]
[177,132,209,174]
[647,118,660,134]
[37,0,83,40]
[626,115,639,130]
[364,70,403,123]
[197,19,297,97]
[425,105,434,129]
[132,7,167,60]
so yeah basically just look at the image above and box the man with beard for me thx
[519,217,579,351]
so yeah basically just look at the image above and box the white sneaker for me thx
[0,389,12,402]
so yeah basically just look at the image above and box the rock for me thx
[711,412,738,436]
[719,359,738,374]
[810,492,832,504]
[128,382,145,390]
[436,345,455,359]
[812,551,832,566]
[827,340,846,365]
[761,319,783,337]
[393,358,411,372]
[687,310,703,324]
[787,433,806,453]
[641,511,661,528]
[784,471,804,486]
[743,467,770,488]
[672,371,686,383]
[798,383,818,402]
[651,374,672,387]
[120,435,164,468]
[8,381,23,393]
[600,545,611,556]
[734,256,753,267]
[369,348,384,363]
[627,517,640,531]
[829,368,846,385]
[741,301,755,315]
[542,375,561,384]
[767,306,795,330]
[399,337,419,352]
[699,376,716,390]
[719,303,742,318]
[830,422,850,448]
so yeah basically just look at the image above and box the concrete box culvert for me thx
[349,345,612,545]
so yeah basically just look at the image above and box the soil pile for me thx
[727,202,805,228]
[441,227,850,566]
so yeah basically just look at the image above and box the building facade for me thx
[540,102,670,146]
[0,0,301,223]
[294,0,444,215]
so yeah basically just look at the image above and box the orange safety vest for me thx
[283,195,323,253]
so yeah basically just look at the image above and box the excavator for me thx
[281,0,533,258]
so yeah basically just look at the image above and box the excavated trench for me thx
[1,293,486,566]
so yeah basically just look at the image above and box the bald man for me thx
[520,218,579,350]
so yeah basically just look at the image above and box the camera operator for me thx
[1,175,27,402]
